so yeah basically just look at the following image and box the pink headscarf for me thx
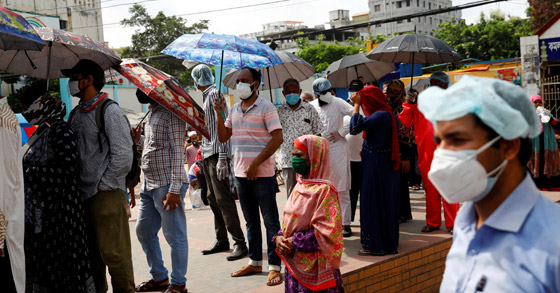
[531,95,542,103]
[279,135,342,291]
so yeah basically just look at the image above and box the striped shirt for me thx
[139,104,188,194]
[201,85,231,160]
[225,96,282,178]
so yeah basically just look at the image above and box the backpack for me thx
[69,98,141,189]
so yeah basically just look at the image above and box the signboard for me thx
[540,37,560,62]
[493,68,521,86]
[17,11,60,29]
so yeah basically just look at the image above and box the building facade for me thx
[368,0,460,36]
[0,0,104,42]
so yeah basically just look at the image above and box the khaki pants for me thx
[87,189,135,293]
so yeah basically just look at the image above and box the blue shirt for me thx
[440,174,560,292]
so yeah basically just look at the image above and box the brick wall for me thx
[342,238,452,292]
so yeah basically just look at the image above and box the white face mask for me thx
[318,92,332,104]
[68,80,82,97]
[428,136,507,204]
[237,82,255,100]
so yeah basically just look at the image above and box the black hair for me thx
[92,76,104,92]
[19,79,47,107]
[282,78,300,89]
[240,67,261,86]
[473,115,532,166]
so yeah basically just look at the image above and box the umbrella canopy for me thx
[162,33,282,69]
[323,53,396,88]
[16,113,37,145]
[367,34,461,64]
[116,58,209,139]
[222,51,315,90]
[0,27,121,79]
[404,77,430,92]
[0,7,45,51]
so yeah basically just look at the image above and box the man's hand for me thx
[131,125,142,144]
[217,158,230,181]
[162,192,181,211]
[245,162,259,181]
[214,95,225,112]
[128,187,136,209]
[401,160,411,175]
[326,131,343,143]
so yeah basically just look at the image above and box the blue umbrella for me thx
[16,113,34,145]
[161,33,282,69]
[0,6,45,51]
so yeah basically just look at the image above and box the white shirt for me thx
[310,95,354,191]
[344,113,364,162]
[0,98,25,293]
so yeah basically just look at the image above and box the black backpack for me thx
[69,98,141,189]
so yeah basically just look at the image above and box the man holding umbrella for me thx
[191,64,248,261]
[399,72,459,234]
[63,59,135,292]
[214,67,284,286]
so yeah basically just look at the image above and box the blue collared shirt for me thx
[441,174,560,292]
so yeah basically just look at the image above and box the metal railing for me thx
[541,75,560,119]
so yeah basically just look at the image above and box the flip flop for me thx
[231,265,262,277]
[135,278,170,292]
[266,270,283,286]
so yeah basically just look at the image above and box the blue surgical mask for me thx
[285,93,300,106]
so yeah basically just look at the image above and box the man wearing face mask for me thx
[399,71,460,234]
[277,78,322,198]
[131,90,189,293]
[309,78,354,237]
[190,64,247,262]
[418,76,560,292]
[214,67,284,286]
[62,59,135,293]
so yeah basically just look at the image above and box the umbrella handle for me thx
[23,50,37,69]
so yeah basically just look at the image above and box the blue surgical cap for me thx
[191,64,215,87]
[430,71,451,85]
[312,78,332,96]
[418,76,541,139]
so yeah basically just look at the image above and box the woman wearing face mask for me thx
[350,86,401,256]
[273,135,344,292]
[527,95,560,190]
[19,84,95,292]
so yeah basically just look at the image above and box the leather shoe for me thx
[202,241,229,255]
[227,245,248,261]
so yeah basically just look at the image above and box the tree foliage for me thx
[434,12,532,61]
[527,0,560,31]
[121,4,209,85]
[295,35,366,73]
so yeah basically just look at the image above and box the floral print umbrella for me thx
[161,33,282,69]
[0,27,121,79]
[116,58,209,139]
[0,6,45,51]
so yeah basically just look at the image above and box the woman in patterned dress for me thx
[20,88,95,293]
[273,135,344,292]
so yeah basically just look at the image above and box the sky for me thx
[100,0,530,49]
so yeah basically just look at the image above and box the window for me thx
[60,20,67,30]
[423,1,425,8]
[374,4,381,12]
[406,0,410,7]
[429,2,431,9]
[396,1,402,8]
[440,19,442,24]
[417,0,419,6]
[397,20,403,24]
[439,5,441,9]
[408,18,412,23]
[418,17,421,22]
[429,17,432,25]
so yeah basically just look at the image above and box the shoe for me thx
[136,278,169,292]
[226,244,248,261]
[201,241,229,255]
[421,224,440,233]
[448,228,453,235]
[342,226,352,237]
[164,284,187,293]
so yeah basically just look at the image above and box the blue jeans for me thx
[136,183,189,285]
[234,176,281,267]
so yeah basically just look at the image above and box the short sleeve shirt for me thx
[225,96,282,177]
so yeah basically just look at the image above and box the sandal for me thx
[164,284,188,293]
[421,224,440,233]
[135,278,170,292]
[266,270,283,286]
[358,249,372,256]
[231,265,262,277]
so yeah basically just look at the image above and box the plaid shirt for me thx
[139,104,187,194]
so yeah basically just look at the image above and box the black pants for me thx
[350,161,362,222]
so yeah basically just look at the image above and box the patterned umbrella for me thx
[161,33,282,69]
[0,27,121,79]
[116,58,209,139]
[222,51,315,90]
[0,6,45,51]
[16,113,37,145]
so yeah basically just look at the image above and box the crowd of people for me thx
[0,57,559,293]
